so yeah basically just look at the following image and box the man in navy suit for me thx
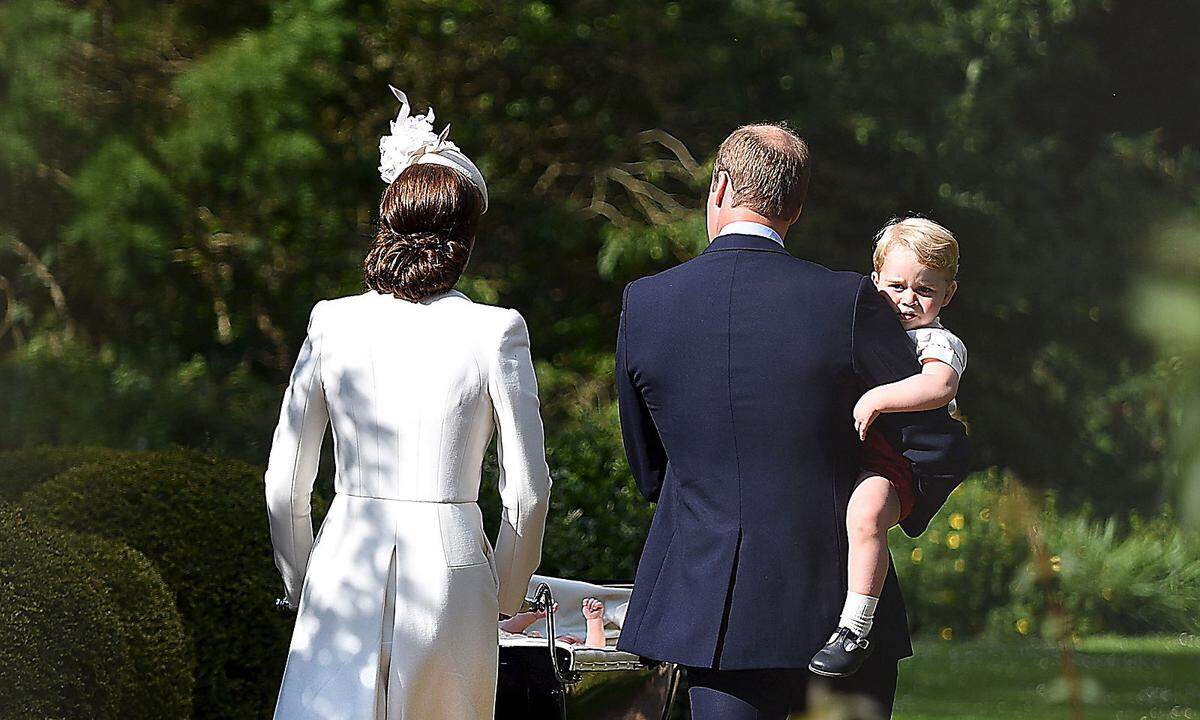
[614,124,968,718]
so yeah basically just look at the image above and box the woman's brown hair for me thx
[364,163,484,302]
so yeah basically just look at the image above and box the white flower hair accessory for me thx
[378,86,489,212]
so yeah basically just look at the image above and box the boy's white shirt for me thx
[908,317,967,415]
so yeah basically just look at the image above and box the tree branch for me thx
[6,235,75,340]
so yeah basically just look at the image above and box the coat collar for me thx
[365,288,472,305]
[702,233,791,256]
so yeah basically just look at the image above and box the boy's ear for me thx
[941,280,958,308]
[870,271,880,286]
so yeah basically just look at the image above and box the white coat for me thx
[264,288,552,720]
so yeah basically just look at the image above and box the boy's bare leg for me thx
[810,472,902,676]
[847,473,901,597]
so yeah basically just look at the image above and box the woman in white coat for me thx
[264,90,551,720]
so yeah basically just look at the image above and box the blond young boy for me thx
[809,217,967,678]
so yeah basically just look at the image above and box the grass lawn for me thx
[893,635,1200,719]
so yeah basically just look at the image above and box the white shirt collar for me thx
[716,221,785,247]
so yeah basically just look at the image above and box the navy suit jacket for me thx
[614,233,969,670]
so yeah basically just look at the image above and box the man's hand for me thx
[854,390,883,441]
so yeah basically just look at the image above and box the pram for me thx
[496,575,682,720]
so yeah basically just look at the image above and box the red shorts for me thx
[861,429,915,521]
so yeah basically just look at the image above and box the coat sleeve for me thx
[616,282,668,503]
[264,301,330,608]
[488,310,553,615]
[850,277,970,536]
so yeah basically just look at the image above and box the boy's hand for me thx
[854,392,881,441]
[581,597,605,621]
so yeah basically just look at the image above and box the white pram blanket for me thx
[514,574,631,645]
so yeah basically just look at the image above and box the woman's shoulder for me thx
[305,291,372,323]
[470,302,529,344]
[311,290,375,309]
[425,292,524,330]
[404,291,531,346]
[310,291,529,343]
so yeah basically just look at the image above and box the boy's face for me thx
[871,246,957,331]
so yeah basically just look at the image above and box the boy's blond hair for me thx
[872,217,959,279]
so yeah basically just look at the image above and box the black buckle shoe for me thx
[808,627,872,678]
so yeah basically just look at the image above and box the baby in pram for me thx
[499,597,609,648]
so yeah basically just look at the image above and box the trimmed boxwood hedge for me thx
[0,508,193,719]
[0,445,131,502]
[20,448,328,720]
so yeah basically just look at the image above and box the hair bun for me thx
[381,227,442,247]
[363,164,482,302]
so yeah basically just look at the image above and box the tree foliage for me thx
[1,0,1198,516]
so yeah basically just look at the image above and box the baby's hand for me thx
[520,600,558,620]
[498,601,558,633]
[853,393,881,441]
[581,597,605,621]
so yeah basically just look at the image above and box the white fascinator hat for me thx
[378,86,489,213]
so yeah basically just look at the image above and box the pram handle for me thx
[528,582,582,686]
[523,581,681,720]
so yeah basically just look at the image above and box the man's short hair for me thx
[712,123,811,221]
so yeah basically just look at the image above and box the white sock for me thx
[839,592,878,638]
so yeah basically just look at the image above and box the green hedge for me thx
[20,448,327,720]
[890,474,1028,637]
[993,513,1200,639]
[8,442,1195,720]
[0,446,131,502]
[891,472,1200,639]
[0,508,192,719]
[532,395,653,582]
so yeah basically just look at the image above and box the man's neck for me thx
[713,210,792,242]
